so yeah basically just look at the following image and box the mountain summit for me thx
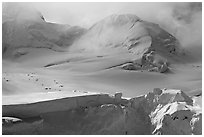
[71,14,184,73]
[74,14,182,54]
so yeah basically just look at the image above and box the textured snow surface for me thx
[2,88,202,135]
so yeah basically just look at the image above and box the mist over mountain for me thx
[2,3,86,58]
[2,2,202,135]
[2,2,199,73]
[156,3,202,60]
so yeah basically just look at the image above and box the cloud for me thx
[153,2,202,48]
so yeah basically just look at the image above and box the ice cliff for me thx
[2,88,202,135]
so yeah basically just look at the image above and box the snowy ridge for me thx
[2,88,202,135]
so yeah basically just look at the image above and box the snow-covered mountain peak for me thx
[101,14,141,25]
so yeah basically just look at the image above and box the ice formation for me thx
[2,88,202,135]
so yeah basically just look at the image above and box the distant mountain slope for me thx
[73,14,183,55]
[2,3,86,58]
[71,14,185,73]
[2,4,188,73]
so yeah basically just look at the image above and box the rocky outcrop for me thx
[122,51,169,73]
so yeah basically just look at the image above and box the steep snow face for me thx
[2,88,202,135]
[2,3,86,58]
